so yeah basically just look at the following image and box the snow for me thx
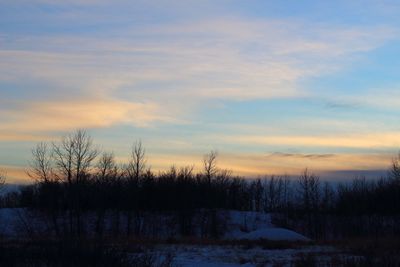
[238,228,309,241]
[0,208,351,266]
[154,244,342,267]
[0,208,24,237]
[223,210,309,241]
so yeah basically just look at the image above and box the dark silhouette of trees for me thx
[26,129,99,238]
[124,140,147,237]
[0,169,6,211]
[2,129,399,242]
[93,152,121,238]
[52,129,99,185]
[203,150,218,185]
[297,169,320,214]
[264,176,283,212]
[27,142,61,236]
[126,141,147,181]
[27,142,53,183]
[252,178,263,212]
[0,169,5,191]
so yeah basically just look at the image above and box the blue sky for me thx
[1,0,400,182]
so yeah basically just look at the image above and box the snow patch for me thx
[238,228,309,241]
[223,210,309,241]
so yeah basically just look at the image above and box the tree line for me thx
[1,129,400,241]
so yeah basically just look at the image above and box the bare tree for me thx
[126,141,146,182]
[124,141,147,237]
[94,152,120,238]
[390,152,400,182]
[264,176,284,212]
[297,169,321,238]
[281,175,292,225]
[253,179,263,212]
[203,150,218,184]
[202,150,223,238]
[27,142,61,236]
[52,129,98,185]
[0,169,5,193]
[96,152,119,183]
[28,142,53,183]
[321,181,335,210]
[178,165,194,179]
[51,129,99,237]
[297,169,320,211]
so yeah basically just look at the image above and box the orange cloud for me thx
[215,153,391,177]
[141,152,393,177]
[223,133,400,149]
[0,98,177,140]
[0,133,50,142]
[0,165,30,184]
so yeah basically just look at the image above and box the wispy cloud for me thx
[268,152,336,159]
[146,151,393,177]
[0,165,30,184]
[0,16,395,139]
[1,1,399,181]
[1,19,394,100]
[0,98,175,139]
[324,100,360,110]
[222,132,400,150]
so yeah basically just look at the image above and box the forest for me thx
[1,129,400,266]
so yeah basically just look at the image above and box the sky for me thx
[1,0,400,183]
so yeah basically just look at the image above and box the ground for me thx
[0,208,355,266]
[139,243,350,267]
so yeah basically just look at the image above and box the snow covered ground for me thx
[141,244,347,267]
[0,208,353,266]
[237,228,309,241]
[223,210,309,241]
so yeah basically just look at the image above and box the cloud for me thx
[324,100,360,110]
[0,18,394,100]
[357,88,400,110]
[147,151,393,177]
[318,87,400,112]
[0,12,397,141]
[0,165,30,184]
[268,152,336,159]
[222,132,400,149]
[0,98,176,139]
[0,133,50,142]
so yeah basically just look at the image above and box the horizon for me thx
[1,1,400,183]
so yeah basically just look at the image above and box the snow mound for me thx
[223,210,309,241]
[226,210,272,230]
[238,228,309,241]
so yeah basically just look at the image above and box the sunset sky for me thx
[1,0,400,182]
